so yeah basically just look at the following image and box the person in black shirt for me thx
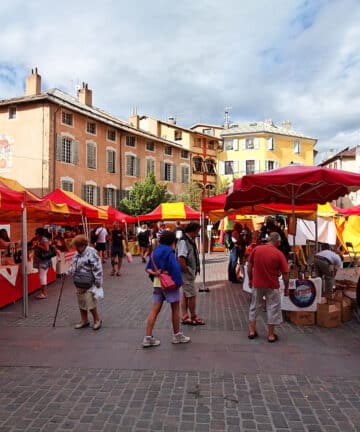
[137,224,151,263]
[110,222,128,276]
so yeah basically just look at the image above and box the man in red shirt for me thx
[247,231,289,342]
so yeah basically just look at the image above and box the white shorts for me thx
[39,268,48,286]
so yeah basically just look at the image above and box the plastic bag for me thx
[89,286,104,300]
[126,252,133,263]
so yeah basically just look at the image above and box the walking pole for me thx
[53,275,66,328]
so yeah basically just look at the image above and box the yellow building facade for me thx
[218,120,316,181]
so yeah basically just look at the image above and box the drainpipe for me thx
[118,131,123,205]
[52,105,61,191]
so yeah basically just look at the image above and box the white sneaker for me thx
[142,336,161,348]
[172,332,191,344]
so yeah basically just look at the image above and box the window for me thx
[103,187,116,206]
[164,146,173,156]
[193,157,203,173]
[181,165,190,183]
[161,162,176,181]
[86,121,96,134]
[107,129,116,141]
[203,128,213,135]
[265,160,277,171]
[205,159,216,175]
[60,178,74,192]
[267,137,274,150]
[208,140,215,150]
[146,158,155,176]
[107,149,116,173]
[84,184,98,205]
[8,107,16,119]
[56,136,79,164]
[86,142,97,169]
[126,135,136,147]
[224,160,235,175]
[224,138,238,151]
[61,111,73,126]
[181,150,189,159]
[174,130,182,141]
[205,184,215,196]
[126,154,140,176]
[146,141,155,151]
[245,160,256,174]
[245,138,254,149]
[194,138,202,148]
[293,140,300,154]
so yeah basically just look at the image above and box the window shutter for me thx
[267,137,274,150]
[254,138,260,149]
[275,160,279,169]
[96,186,100,205]
[73,140,79,164]
[56,135,62,160]
[126,155,131,175]
[240,139,245,150]
[255,160,260,173]
[233,139,238,150]
[241,161,246,176]
[219,161,224,175]
[160,161,165,180]
[81,183,86,200]
[172,164,176,182]
[116,189,121,207]
[103,187,108,205]
[135,157,140,176]
[233,160,239,173]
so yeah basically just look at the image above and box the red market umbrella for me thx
[225,165,360,209]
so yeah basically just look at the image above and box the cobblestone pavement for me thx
[1,252,360,431]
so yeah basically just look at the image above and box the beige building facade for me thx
[133,115,221,196]
[0,69,189,204]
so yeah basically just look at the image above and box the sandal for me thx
[248,331,258,340]
[35,293,47,299]
[116,272,121,276]
[181,318,192,325]
[268,334,278,343]
[190,317,205,326]
[110,269,115,276]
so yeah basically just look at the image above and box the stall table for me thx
[0,261,56,308]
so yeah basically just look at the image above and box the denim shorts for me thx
[153,287,180,304]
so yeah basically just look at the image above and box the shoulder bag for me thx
[150,253,177,290]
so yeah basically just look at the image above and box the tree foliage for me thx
[118,173,173,216]
[215,177,231,194]
[179,183,203,211]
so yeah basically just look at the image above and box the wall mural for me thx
[0,134,13,172]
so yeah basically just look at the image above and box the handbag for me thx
[150,253,177,290]
[73,257,95,289]
[126,251,133,263]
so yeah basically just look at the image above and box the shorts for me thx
[111,247,124,258]
[39,267,48,286]
[182,272,197,298]
[153,287,180,304]
[76,288,97,311]
[96,243,106,252]
[249,287,282,325]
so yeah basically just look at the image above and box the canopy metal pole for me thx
[21,206,28,317]
[124,221,128,242]
[315,213,318,252]
[199,211,209,292]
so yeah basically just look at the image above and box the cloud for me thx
[1,0,360,158]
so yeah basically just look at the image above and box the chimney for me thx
[25,67,41,96]
[168,116,176,125]
[129,107,139,128]
[78,82,92,107]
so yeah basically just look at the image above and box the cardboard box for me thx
[288,311,316,326]
[316,302,341,328]
[330,297,352,322]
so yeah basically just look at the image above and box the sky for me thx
[1,0,360,161]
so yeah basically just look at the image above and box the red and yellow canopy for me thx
[138,202,200,221]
